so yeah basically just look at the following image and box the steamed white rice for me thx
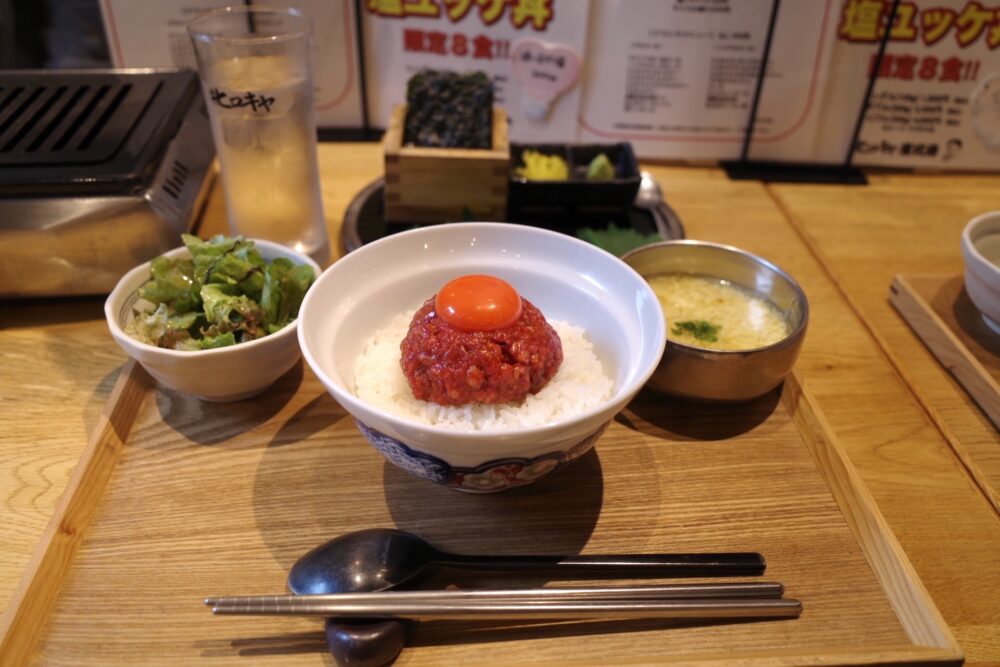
[354,311,614,430]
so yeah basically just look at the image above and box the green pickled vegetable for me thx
[126,235,315,351]
[586,153,615,180]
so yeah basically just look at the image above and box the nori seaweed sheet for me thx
[404,70,493,149]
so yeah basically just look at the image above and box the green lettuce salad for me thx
[125,235,315,351]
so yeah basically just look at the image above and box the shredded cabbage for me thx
[125,235,314,350]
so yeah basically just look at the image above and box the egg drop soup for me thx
[648,274,790,351]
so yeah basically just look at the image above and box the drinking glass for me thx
[188,6,330,264]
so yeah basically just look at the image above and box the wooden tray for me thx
[889,274,1000,516]
[890,274,1000,430]
[0,363,960,666]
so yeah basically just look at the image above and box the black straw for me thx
[845,0,901,169]
[738,0,781,163]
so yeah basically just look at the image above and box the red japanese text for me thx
[368,0,554,31]
[403,28,511,58]
[868,52,982,80]
[840,0,1000,48]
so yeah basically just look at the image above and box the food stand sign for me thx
[841,0,1000,169]
[362,0,591,142]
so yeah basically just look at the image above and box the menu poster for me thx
[97,0,365,128]
[578,0,835,161]
[835,0,1000,170]
[361,0,591,142]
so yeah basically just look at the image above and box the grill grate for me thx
[0,79,156,164]
[0,70,199,195]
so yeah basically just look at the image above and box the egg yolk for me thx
[435,275,523,331]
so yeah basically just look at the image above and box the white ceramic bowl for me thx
[961,211,1000,335]
[298,222,665,492]
[105,239,321,402]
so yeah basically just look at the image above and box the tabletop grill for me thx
[0,69,215,297]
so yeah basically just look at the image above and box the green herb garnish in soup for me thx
[672,320,721,343]
[125,234,314,351]
[648,274,789,351]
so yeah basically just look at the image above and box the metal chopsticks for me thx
[206,582,801,621]
[207,581,783,606]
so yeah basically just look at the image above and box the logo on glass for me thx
[209,88,276,114]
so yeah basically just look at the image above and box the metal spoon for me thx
[634,171,685,242]
[287,528,766,596]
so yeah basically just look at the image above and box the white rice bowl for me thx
[354,310,614,431]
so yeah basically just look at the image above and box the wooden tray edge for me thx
[784,371,962,661]
[511,645,960,667]
[0,365,963,665]
[889,274,1000,514]
[0,360,153,666]
[889,274,1000,427]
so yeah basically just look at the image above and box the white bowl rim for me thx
[104,238,321,359]
[620,238,810,356]
[298,221,666,440]
[962,210,1000,279]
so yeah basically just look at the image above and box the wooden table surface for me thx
[1,144,998,664]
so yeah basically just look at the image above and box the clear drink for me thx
[189,7,330,264]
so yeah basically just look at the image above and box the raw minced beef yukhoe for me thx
[399,275,563,406]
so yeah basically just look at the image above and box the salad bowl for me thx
[105,238,321,402]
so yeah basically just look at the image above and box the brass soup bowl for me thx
[622,240,808,402]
